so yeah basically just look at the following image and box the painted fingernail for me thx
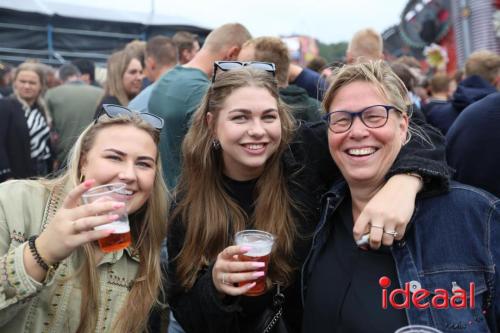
[252,262,265,268]
[83,179,94,187]
[112,202,125,209]
[253,271,265,277]
[108,214,119,221]
[241,246,252,252]
[246,282,256,289]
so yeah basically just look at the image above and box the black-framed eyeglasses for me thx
[94,104,164,130]
[323,104,401,133]
[212,61,276,83]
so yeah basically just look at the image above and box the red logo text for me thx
[379,276,475,309]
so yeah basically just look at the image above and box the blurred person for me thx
[302,60,499,333]
[129,36,177,113]
[238,36,322,122]
[166,65,449,333]
[148,23,252,189]
[0,62,53,182]
[346,28,383,64]
[0,108,168,332]
[72,58,100,87]
[125,40,147,68]
[394,56,427,108]
[38,63,61,89]
[45,63,103,166]
[422,72,450,115]
[447,92,500,198]
[427,50,500,135]
[389,62,426,122]
[306,56,327,73]
[173,31,200,65]
[95,50,144,113]
[0,61,14,97]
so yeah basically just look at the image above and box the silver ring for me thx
[370,224,384,230]
[383,230,398,237]
[222,273,230,285]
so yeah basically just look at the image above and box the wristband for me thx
[28,235,59,272]
[406,172,423,182]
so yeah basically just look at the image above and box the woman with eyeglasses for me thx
[301,61,500,333]
[0,62,54,183]
[165,63,450,333]
[95,49,144,115]
[0,105,168,332]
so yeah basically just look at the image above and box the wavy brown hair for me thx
[173,68,298,289]
[45,115,168,332]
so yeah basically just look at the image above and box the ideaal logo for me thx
[379,276,475,309]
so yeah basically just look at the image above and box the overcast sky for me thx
[41,0,408,44]
[154,0,408,44]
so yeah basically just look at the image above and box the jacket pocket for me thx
[420,271,490,332]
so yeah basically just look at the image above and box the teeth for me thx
[120,189,133,195]
[348,148,376,156]
[245,144,264,150]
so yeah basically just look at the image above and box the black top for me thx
[223,175,257,218]
[302,195,407,333]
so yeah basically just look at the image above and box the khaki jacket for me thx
[0,180,139,332]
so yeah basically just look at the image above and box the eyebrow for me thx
[228,108,278,114]
[103,148,156,162]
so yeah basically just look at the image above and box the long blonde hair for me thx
[173,68,298,289]
[13,62,51,123]
[45,115,168,332]
[105,50,140,106]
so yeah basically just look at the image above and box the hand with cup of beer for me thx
[212,230,274,297]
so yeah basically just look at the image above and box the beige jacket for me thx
[0,180,139,332]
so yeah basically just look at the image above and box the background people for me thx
[45,63,103,167]
[95,50,144,113]
[172,31,200,65]
[0,62,53,182]
[302,60,498,333]
[0,110,168,332]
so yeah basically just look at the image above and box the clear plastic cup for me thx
[395,325,443,333]
[82,182,131,253]
[234,230,275,296]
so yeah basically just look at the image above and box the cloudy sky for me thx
[8,0,408,44]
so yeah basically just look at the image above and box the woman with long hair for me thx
[96,50,144,113]
[166,64,449,332]
[0,62,53,182]
[0,106,168,332]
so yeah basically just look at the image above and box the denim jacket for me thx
[302,181,500,333]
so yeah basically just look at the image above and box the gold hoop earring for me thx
[80,173,85,183]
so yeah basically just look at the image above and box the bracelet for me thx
[28,235,59,272]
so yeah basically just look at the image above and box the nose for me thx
[118,161,137,183]
[348,115,369,139]
[247,119,266,137]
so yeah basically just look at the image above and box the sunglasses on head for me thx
[212,61,276,83]
[94,104,164,130]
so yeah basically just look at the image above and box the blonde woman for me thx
[96,50,144,113]
[0,105,167,332]
[166,63,450,333]
[0,62,53,182]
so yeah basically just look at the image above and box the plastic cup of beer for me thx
[395,325,443,333]
[234,230,275,296]
[82,183,131,253]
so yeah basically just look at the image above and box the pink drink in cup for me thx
[235,230,275,296]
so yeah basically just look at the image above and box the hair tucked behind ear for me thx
[173,68,298,289]
[43,115,168,333]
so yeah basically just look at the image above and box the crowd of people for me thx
[0,22,499,333]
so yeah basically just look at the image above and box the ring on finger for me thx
[222,273,231,285]
[370,224,384,230]
[383,230,398,237]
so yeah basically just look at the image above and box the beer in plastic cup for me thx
[82,183,131,253]
[235,230,274,296]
